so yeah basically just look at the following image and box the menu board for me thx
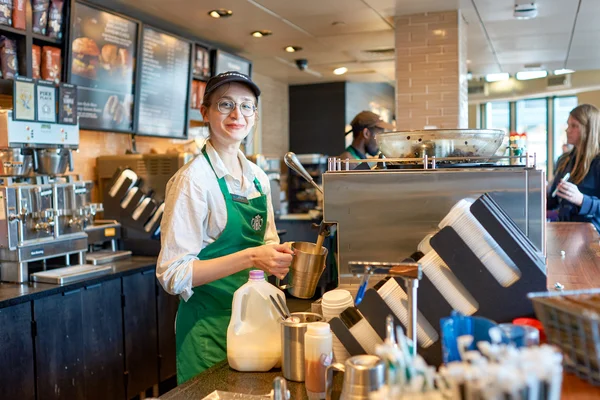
[136,27,191,138]
[69,3,138,132]
[193,45,211,79]
[214,50,251,76]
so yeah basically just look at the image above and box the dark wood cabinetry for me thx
[123,270,159,398]
[0,267,176,400]
[34,289,85,400]
[82,280,126,400]
[0,302,35,400]
[157,282,179,381]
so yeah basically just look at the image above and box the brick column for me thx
[395,10,468,129]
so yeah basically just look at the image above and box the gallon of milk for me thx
[227,269,284,372]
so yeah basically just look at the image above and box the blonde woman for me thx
[548,104,600,231]
[157,72,293,383]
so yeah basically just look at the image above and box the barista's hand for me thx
[557,181,584,206]
[249,243,294,279]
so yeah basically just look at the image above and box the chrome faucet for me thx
[348,261,422,355]
[35,209,56,234]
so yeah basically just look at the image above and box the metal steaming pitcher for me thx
[326,355,385,400]
[277,241,328,299]
[281,312,324,382]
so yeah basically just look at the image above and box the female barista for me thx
[548,104,600,231]
[156,72,294,384]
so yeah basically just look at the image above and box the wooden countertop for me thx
[546,222,600,398]
[547,222,600,290]
[162,222,600,399]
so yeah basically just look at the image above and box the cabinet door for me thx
[157,283,179,381]
[82,279,125,400]
[35,289,85,400]
[0,302,35,400]
[123,270,158,397]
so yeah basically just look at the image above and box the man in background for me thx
[340,111,394,160]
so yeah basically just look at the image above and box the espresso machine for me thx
[0,110,100,283]
[288,129,549,366]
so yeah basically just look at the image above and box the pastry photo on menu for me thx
[72,37,99,79]
[102,94,132,128]
[99,44,132,79]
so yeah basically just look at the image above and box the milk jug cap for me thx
[249,270,264,280]
[306,322,330,336]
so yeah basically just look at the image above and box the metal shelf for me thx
[0,24,27,37]
[31,33,62,45]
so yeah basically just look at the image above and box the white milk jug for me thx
[227,269,284,371]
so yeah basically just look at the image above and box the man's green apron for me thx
[345,145,364,160]
[175,148,268,384]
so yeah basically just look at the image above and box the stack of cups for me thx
[418,234,479,315]
[439,198,521,287]
[374,277,439,348]
[321,289,354,363]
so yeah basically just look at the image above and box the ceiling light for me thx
[284,46,302,53]
[554,68,575,75]
[485,73,509,82]
[208,9,233,18]
[466,59,471,64]
[432,29,446,37]
[514,2,538,19]
[515,70,547,80]
[251,30,272,38]
[333,67,348,75]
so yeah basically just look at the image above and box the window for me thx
[485,102,510,132]
[485,102,510,157]
[516,99,548,170]
[553,96,578,163]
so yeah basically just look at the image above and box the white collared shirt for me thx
[156,140,279,301]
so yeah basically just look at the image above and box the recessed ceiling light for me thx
[485,72,510,82]
[333,67,348,75]
[251,30,272,38]
[514,2,538,19]
[284,46,302,53]
[554,68,575,75]
[208,9,233,18]
[515,70,547,80]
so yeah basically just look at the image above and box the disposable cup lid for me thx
[322,301,353,309]
[322,290,353,306]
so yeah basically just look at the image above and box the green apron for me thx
[175,148,268,384]
[345,145,364,160]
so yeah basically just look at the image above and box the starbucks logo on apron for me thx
[251,215,263,231]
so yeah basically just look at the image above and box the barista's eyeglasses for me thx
[216,99,257,117]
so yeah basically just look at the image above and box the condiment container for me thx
[304,322,332,399]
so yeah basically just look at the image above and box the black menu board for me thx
[69,2,138,132]
[136,27,191,138]
[214,49,252,77]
